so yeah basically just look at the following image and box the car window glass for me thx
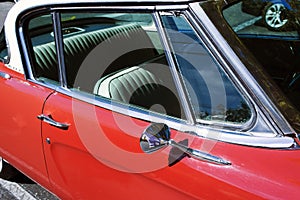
[28,14,59,84]
[60,12,184,119]
[223,0,300,120]
[161,14,252,124]
[0,30,8,62]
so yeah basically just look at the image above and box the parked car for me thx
[242,0,300,30]
[1,0,300,199]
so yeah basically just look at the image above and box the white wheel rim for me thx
[265,3,288,28]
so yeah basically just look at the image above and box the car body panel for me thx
[41,91,300,199]
[1,0,300,199]
[0,62,52,187]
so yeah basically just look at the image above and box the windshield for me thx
[218,0,300,132]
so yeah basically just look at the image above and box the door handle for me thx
[37,114,70,130]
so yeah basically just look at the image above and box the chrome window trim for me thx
[156,5,188,10]
[52,11,68,88]
[156,8,256,130]
[188,3,295,136]
[153,11,195,125]
[18,3,295,148]
[57,86,295,149]
[181,11,257,130]
[18,25,34,79]
[23,76,294,149]
[53,6,156,11]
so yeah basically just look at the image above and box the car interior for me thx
[24,10,254,124]
[29,13,184,119]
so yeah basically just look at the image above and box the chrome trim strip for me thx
[169,139,231,165]
[18,26,33,78]
[153,11,195,125]
[156,5,188,10]
[52,11,68,88]
[55,86,294,149]
[0,71,11,79]
[54,6,156,10]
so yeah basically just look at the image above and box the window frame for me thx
[23,5,256,129]
[21,6,191,123]
[158,10,256,129]
[18,4,292,148]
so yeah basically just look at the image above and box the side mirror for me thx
[140,123,170,153]
[140,123,231,165]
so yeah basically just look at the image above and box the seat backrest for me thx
[33,41,58,81]
[33,23,158,89]
[94,66,182,118]
[94,66,159,102]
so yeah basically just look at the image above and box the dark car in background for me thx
[242,0,300,30]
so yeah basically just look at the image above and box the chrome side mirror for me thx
[140,123,170,153]
[140,123,231,165]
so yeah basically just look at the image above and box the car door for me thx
[28,4,299,200]
[37,9,198,199]
[0,14,55,186]
[0,67,53,185]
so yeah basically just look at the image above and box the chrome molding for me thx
[54,6,155,11]
[153,11,195,125]
[56,87,295,149]
[13,1,295,149]
[0,71,11,79]
[18,25,32,78]
[180,10,257,131]
[52,11,68,88]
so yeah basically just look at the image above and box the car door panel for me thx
[41,92,184,199]
[42,92,206,199]
[40,91,300,199]
[0,64,52,187]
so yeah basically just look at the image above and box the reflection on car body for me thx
[0,0,300,199]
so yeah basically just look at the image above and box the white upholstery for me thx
[93,66,159,103]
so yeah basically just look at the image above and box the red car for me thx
[0,0,300,199]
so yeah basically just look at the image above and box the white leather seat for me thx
[94,66,159,103]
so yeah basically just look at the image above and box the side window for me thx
[161,14,251,124]
[27,13,59,84]
[0,30,8,62]
[59,11,184,119]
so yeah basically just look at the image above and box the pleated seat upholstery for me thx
[33,22,182,118]
[33,23,158,89]
[94,66,182,118]
[94,66,159,103]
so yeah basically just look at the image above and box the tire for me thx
[263,3,290,31]
[0,157,20,180]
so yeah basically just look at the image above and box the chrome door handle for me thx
[37,114,69,130]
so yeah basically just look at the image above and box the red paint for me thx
[1,62,300,199]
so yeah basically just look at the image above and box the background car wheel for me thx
[263,3,290,30]
[0,157,20,180]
